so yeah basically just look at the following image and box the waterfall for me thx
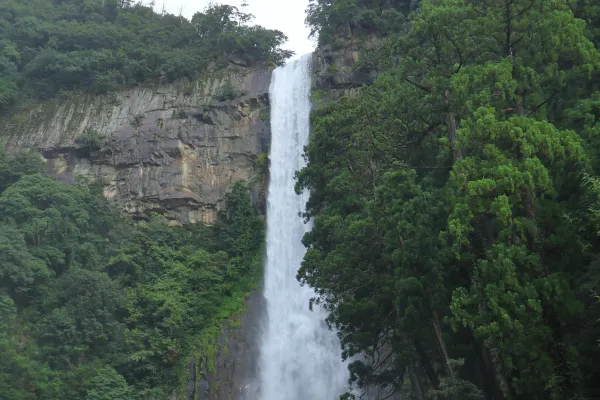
[256,54,349,399]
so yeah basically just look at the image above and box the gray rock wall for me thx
[0,65,271,224]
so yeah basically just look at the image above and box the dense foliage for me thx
[299,0,600,399]
[306,0,417,44]
[0,146,265,399]
[0,0,293,110]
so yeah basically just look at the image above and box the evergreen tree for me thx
[300,0,600,398]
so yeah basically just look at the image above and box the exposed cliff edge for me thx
[0,64,271,224]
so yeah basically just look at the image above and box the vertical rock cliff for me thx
[0,64,271,224]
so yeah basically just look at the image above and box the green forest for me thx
[0,0,292,110]
[3,0,600,399]
[298,0,600,399]
[0,0,289,398]
[0,145,265,399]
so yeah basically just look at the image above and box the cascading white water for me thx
[256,54,349,399]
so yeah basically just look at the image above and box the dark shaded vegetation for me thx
[300,0,600,399]
[0,146,264,398]
[0,0,293,110]
[306,0,418,44]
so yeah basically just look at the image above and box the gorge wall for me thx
[0,64,271,225]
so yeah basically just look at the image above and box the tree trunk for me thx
[444,89,462,161]
[414,337,440,387]
[504,0,512,57]
[432,310,455,379]
[409,363,426,400]
[469,329,508,400]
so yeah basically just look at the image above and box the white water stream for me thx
[255,54,349,399]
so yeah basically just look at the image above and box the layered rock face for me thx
[0,65,271,224]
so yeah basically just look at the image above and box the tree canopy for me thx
[0,146,265,398]
[306,0,416,44]
[299,0,600,399]
[0,0,293,110]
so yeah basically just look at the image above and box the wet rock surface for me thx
[185,287,265,400]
